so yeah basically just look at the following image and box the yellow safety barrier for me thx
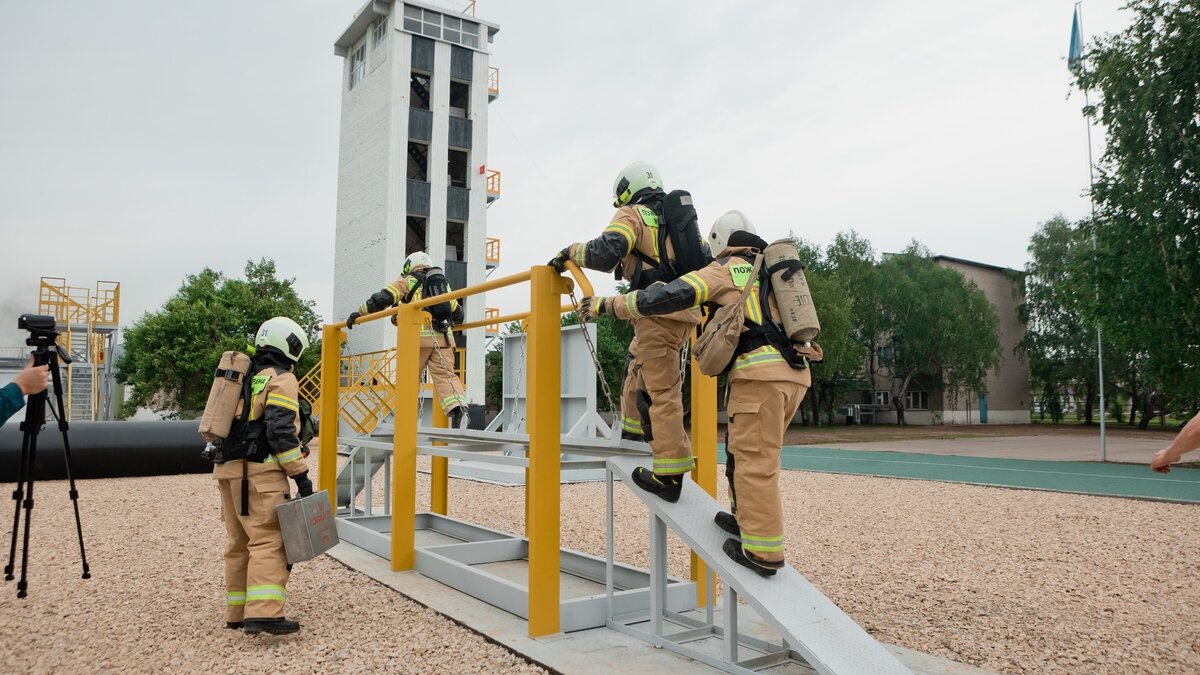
[313,260,723,636]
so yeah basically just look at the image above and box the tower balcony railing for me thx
[485,169,501,203]
[488,67,500,101]
[485,236,500,268]
[484,307,500,335]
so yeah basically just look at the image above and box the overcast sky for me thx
[0,0,1130,345]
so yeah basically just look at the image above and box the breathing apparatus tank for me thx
[199,350,252,443]
[763,239,821,341]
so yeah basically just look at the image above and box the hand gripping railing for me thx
[316,262,597,637]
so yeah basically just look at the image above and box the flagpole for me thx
[1076,1,1107,461]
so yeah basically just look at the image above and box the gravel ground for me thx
[398,456,1198,675]
[1,459,1196,675]
[0,470,546,675]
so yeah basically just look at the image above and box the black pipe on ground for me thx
[0,420,209,482]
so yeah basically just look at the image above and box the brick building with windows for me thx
[858,256,1031,425]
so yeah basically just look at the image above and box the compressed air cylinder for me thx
[764,239,821,341]
[199,351,251,442]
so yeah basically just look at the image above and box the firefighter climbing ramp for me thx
[607,455,911,675]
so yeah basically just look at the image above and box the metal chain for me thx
[513,332,526,432]
[568,288,618,417]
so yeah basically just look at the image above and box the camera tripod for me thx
[5,338,91,598]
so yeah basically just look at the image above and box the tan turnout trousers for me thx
[218,467,291,622]
[725,379,807,564]
[419,335,467,414]
[621,316,695,475]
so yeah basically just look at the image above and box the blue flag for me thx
[1069,6,1084,74]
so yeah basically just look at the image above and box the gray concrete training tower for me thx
[333,0,501,405]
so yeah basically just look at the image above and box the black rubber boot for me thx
[714,511,740,537]
[243,617,301,635]
[722,539,779,578]
[448,406,470,430]
[631,467,683,503]
[225,621,244,630]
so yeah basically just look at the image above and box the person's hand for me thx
[548,248,570,273]
[14,358,49,396]
[346,312,361,330]
[579,296,610,322]
[1150,448,1180,473]
[292,472,314,498]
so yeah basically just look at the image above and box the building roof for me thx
[335,0,499,56]
[931,255,1021,276]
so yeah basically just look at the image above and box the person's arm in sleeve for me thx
[603,263,725,320]
[348,275,407,328]
[556,210,639,274]
[450,295,465,325]
[263,373,309,478]
[0,360,50,428]
[0,383,25,428]
[1151,412,1200,473]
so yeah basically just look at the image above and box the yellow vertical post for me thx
[318,324,341,511]
[391,305,423,571]
[526,266,562,637]
[689,354,718,607]
[431,384,449,515]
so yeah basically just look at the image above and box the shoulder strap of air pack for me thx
[735,266,808,370]
[403,272,426,304]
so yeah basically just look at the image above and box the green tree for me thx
[1075,0,1200,420]
[1019,215,1101,423]
[561,312,634,412]
[116,259,321,418]
[876,244,1002,425]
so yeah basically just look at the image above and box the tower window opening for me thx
[372,16,388,49]
[448,149,468,188]
[406,216,428,255]
[349,45,366,90]
[447,221,465,262]
[408,142,429,181]
[449,81,469,117]
[410,72,431,110]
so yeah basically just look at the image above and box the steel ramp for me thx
[607,455,910,675]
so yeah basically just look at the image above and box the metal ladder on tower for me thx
[67,328,95,421]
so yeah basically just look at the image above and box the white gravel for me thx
[1,458,1196,675]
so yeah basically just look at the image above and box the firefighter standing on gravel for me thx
[215,317,314,634]
[580,212,815,577]
[346,251,471,429]
[550,162,700,500]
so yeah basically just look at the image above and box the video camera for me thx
[18,314,71,363]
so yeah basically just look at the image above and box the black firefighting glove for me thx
[548,247,570,273]
[292,471,314,498]
[346,311,362,329]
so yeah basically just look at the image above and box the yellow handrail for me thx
[316,260,652,638]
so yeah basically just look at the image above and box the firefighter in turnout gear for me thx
[550,162,700,501]
[580,211,813,577]
[214,317,313,634]
[345,251,471,428]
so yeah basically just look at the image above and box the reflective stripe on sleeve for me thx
[266,393,299,412]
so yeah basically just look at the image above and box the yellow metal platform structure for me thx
[36,278,121,421]
[314,262,719,639]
